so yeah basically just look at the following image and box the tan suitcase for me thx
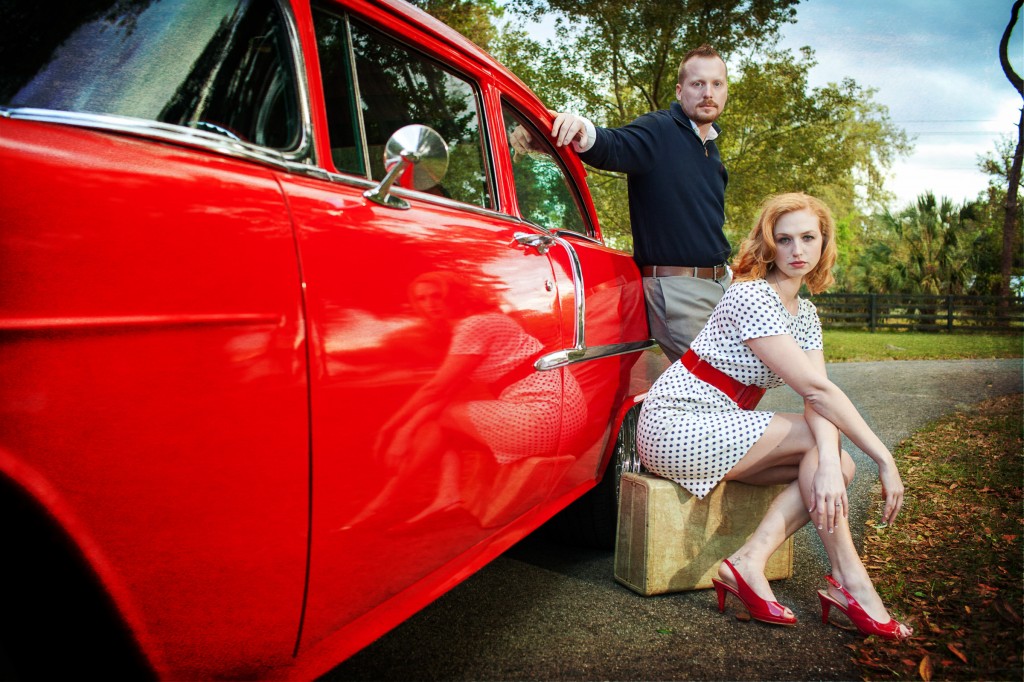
[614,472,794,595]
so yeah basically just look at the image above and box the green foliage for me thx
[498,1,910,251]
[840,187,1021,297]
[407,0,504,49]
[719,47,911,244]
[821,329,1023,363]
[416,0,1015,297]
[873,194,977,295]
[507,0,799,121]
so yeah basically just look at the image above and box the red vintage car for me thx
[0,0,662,678]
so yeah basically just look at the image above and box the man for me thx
[513,45,731,364]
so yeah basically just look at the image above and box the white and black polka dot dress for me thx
[636,279,823,498]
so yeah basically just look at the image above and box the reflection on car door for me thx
[499,102,651,501]
[279,176,584,654]
[285,6,582,655]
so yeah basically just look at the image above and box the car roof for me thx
[371,0,538,99]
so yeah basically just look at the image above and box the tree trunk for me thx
[998,0,1023,299]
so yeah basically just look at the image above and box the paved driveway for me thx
[323,359,1022,681]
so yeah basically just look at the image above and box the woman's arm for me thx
[803,349,849,532]
[375,353,484,460]
[746,334,905,523]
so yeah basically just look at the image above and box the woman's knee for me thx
[840,449,856,484]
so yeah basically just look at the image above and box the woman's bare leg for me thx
[726,413,814,483]
[715,458,851,615]
[716,414,851,613]
[713,414,817,613]
[799,451,911,636]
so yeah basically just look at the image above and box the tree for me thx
[719,47,910,242]
[507,0,800,122]
[997,0,1023,299]
[499,1,909,251]
[974,136,1024,295]
[853,193,980,297]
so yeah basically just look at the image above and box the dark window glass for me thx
[502,104,588,235]
[0,0,301,150]
[312,7,365,175]
[313,11,491,208]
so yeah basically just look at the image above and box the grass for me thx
[851,393,1023,680]
[822,330,1022,362]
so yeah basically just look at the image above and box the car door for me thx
[284,5,580,656]
[0,0,310,677]
[496,101,653,501]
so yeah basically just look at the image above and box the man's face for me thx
[676,56,728,125]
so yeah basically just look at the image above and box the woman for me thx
[636,193,911,640]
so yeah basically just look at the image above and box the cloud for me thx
[779,0,1022,208]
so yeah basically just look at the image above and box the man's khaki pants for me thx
[642,271,731,364]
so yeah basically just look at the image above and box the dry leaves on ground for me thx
[851,393,1023,681]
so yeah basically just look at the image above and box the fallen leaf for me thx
[919,655,933,681]
[947,643,968,664]
[735,612,751,622]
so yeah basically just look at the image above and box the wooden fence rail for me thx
[809,293,1024,332]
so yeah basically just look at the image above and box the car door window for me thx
[313,7,492,209]
[502,104,590,236]
[1,0,301,150]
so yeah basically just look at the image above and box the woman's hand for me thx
[809,462,848,534]
[877,460,906,525]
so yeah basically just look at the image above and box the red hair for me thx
[731,193,837,294]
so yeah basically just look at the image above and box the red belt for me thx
[641,264,728,280]
[680,349,765,410]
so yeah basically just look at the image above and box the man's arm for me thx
[509,110,595,155]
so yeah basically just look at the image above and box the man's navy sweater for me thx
[579,101,730,269]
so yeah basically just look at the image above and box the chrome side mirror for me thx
[364,125,449,209]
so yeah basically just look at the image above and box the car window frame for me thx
[310,3,498,212]
[498,99,597,240]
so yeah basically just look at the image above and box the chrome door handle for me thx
[512,231,554,255]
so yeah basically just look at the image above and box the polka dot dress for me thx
[636,279,823,498]
[452,313,585,463]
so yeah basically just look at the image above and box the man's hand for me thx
[549,110,590,149]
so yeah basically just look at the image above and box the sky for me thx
[509,0,1022,211]
[776,0,1022,209]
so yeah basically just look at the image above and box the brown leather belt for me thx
[641,264,727,280]
[681,349,766,410]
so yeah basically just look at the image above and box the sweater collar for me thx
[670,100,721,142]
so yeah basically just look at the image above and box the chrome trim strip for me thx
[1,108,304,170]
[552,234,587,351]
[532,234,657,370]
[345,15,372,179]
[535,339,658,370]
[277,0,317,165]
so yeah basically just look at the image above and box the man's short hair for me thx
[677,44,726,84]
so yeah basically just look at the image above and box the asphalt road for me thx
[322,358,1022,681]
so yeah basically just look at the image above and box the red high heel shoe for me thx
[711,559,797,626]
[817,575,911,641]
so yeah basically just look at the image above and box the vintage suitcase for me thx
[614,472,794,595]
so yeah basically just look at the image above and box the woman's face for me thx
[410,282,448,320]
[771,209,823,280]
